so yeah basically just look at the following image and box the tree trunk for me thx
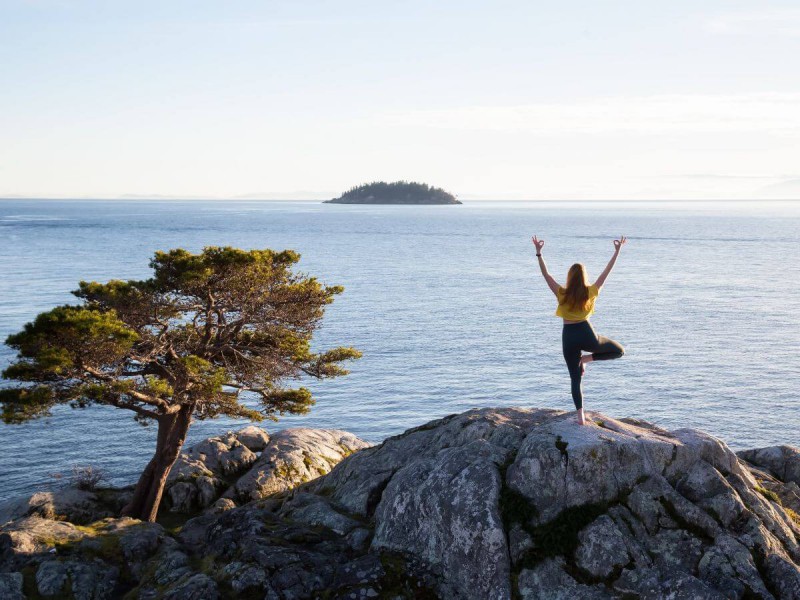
[121,406,192,522]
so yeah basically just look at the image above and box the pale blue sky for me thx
[2,0,800,199]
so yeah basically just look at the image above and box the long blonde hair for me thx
[562,263,590,310]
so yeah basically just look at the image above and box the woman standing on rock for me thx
[532,235,627,425]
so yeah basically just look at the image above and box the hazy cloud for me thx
[680,173,795,180]
[707,10,800,36]
[377,94,800,135]
[753,179,800,199]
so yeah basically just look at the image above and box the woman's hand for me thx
[595,237,626,288]
[532,236,560,294]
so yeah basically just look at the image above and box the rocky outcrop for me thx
[1,408,799,599]
[0,424,361,524]
[738,446,800,515]
[0,516,170,597]
[164,425,369,513]
[302,408,800,598]
[225,428,370,503]
[738,446,800,486]
[0,488,118,527]
[234,425,271,452]
[164,427,260,513]
[0,572,24,600]
[372,440,511,598]
[34,558,119,599]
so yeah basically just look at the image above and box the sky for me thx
[1,0,800,200]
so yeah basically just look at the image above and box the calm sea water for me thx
[1,199,798,501]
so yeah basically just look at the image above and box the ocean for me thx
[0,199,798,501]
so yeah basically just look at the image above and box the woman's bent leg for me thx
[590,335,625,361]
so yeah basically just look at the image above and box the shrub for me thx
[71,464,108,491]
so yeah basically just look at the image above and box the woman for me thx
[532,235,627,425]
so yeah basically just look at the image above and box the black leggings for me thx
[562,320,625,410]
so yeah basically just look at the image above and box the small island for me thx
[324,181,461,205]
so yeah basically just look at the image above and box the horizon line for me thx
[1,197,799,203]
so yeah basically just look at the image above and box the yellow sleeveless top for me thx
[555,284,599,320]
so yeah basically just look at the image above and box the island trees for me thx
[0,247,361,522]
[325,180,461,204]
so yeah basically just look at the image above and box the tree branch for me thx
[108,399,159,419]
[83,366,171,410]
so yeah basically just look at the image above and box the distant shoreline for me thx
[1,198,799,203]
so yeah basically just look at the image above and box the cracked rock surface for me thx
[1,407,799,599]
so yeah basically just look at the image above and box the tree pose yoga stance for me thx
[532,235,627,426]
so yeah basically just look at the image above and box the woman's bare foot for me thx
[577,408,586,425]
[579,354,592,376]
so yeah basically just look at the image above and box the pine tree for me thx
[1,247,361,522]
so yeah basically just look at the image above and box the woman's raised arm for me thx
[594,236,627,290]
[532,236,561,296]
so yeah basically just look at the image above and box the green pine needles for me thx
[1,246,361,521]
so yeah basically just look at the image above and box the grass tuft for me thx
[755,485,782,505]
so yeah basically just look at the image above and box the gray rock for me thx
[737,451,800,516]
[738,445,800,485]
[345,526,371,551]
[26,518,167,583]
[179,433,257,476]
[162,573,220,600]
[764,479,800,514]
[310,407,549,516]
[154,550,191,586]
[36,560,69,596]
[725,472,800,562]
[659,573,729,600]
[4,408,800,600]
[667,428,750,484]
[647,528,705,572]
[0,572,24,600]
[625,477,674,534]
[372,439,511,599]
[574,515,630,579]
[615,567,728,600]
[279,493,362,535]
[676,460,735,502]
[606,505,652,567]
[67,560,119,600]
[762,552,800,599]
[506,415,678,525]
[613,566,662,598]
[104,518,165,564]
[518,557,612,599]
[166,431,258,512]
[229,563,268,593]
[206,497,237,514]
[0,487,112,526]
[307,409,798,598]
[36,559,118,600]
[0,516,85,570]
[698,534,772,600]
[332,554,385,589]
[195,476,219,507]
[699,489,747,528]
[235,425,270,451]
[226,428,371,503]
[628,474,720,539]
[166,482,214,514]
[166,481,197,513]
[508,524,534,566]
